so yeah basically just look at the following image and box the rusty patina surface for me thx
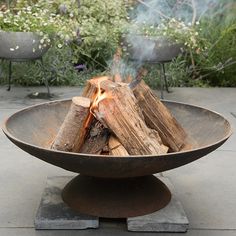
[2,99,232,178]
[2,99,232,218]
[62,175,171,218]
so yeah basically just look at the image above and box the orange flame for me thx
[90,78,112,116]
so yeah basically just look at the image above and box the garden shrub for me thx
[0,0,236,87]
[166,0,236,87]
[0,0,129,86]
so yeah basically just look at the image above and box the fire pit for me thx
[124,35,183,63]
[2,99,232,218]
[123,35,183,98]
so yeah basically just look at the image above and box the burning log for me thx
[80,119,110,154]
[51,97,91,152]
[80,76,113,154]
[108,135,129,156]
[93,82,168,155]
[128,68,148,89]
[82,76,110,100]
[52,71,191,156]
[133,80,190,152]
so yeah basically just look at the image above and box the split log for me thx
[80,76,112,154]
[108,135,129,156]
[80,119,110,154]
[133,80,190,152]
[128,68,148,89]
[94,84,168,155]
[82,76,111,100]
[52,97,91,152]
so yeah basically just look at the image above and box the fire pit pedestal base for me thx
[62,174,171,218]
[35,176,188,232]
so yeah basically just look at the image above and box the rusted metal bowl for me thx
[2,99,232,218]
[2,99,232,178]
[123,35,183,63]
[0,32,49,61]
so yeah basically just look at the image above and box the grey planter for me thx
[0,31,49,61]
[125,35,183,63]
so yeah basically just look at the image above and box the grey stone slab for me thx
[127,177,189,232]
[0,228,236,236]
[164,150,236,230]
[128,197,188,232]
[35,176,99,230]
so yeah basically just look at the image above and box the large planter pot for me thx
[0,31,49,61]
[124,35,183,63]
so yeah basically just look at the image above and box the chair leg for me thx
[7,60,12,91]
[40,58,51,96]
[161,63,170,93]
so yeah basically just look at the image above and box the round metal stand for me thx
[151,62,170,99]
[62,175,171,218]
[1,57,51,96]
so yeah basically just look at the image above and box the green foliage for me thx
[0,0,78,48]
[0,45,103,86]
[0,0,129,86]
[192,6,236,87]
[68,0,129,68]
[156,1,236,87]
[1,0,236,87]
[166,56,209,87]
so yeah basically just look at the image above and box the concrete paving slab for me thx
[0,228,236,236]
[127,197,188,233]
[0,86,236,235]
[164,87,236,114]
[35,176,98,230]
[127,177,189,232]
[0,147,73,227]
[0,86,83,109]
[164,150,236,230]
[0,109,19,147]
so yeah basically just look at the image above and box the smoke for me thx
[123,0,222,63]
[108,0,223,81]
[130,0,220,25]
[108,56,138,80]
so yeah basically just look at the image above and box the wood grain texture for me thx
[96,84,168,155]
[133,80,189,152]
[51,97,91,152]
[108,135,129,156]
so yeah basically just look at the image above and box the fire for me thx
[90,78,112,116]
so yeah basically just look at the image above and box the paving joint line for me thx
[189,228,236,231]
[0,226,236,231]
[230,112,236,119]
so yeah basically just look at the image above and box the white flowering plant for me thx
[0,0,131,86]
[127,18,208,56]
[0,0,79,50]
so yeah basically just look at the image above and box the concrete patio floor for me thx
[0,85,236,236]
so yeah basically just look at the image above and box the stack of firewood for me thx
[51,69,191,156]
